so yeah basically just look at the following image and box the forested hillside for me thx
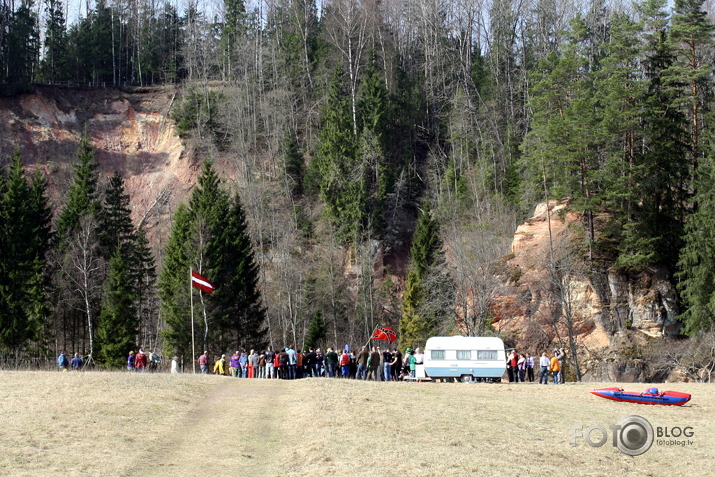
[2,0,715,379]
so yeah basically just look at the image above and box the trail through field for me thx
[137,378,290,476]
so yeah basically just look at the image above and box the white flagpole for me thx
[190,267,196,374]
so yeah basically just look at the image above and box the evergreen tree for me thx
[210,193,267,350]
[98,173,135,260]
[305,311,327,350]
[0,150,52,352]
[96,250,137,366]
[281,132,304,198]
[676,143,715,335]
[160,161,266,357]
[39,0,68,83]
[5,1,40,84]
[399,204,443,349]
[56,133,100,242]
[665,0,714,164]
[158,203,193,359]
[312,67,363,243]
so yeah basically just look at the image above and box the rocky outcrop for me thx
[0,85,192,243]
[494,201,680,381]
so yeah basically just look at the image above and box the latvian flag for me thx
[371,325,397,342]
[191,270,216,294]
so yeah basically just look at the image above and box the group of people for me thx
[126,349,163,372]
[57,352,83,371]
[58,345,568,384]
[505,348,567,384]
[198,345,423,381]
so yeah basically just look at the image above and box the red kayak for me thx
[591,387,691,406]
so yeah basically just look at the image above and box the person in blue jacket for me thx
[70,353,83,371]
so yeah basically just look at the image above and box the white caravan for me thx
[423,336,506,382]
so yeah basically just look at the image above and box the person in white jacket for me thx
[539,353,550,384]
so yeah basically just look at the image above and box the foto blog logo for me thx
[571,415,654,456]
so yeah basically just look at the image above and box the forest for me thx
[2,0,715,369]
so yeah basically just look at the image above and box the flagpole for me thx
[190,267,196,374]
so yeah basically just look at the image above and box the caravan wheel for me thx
[460,374,474,383]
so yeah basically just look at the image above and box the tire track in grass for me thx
[138,378,290,476]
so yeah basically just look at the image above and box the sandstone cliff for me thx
[0,85,192,242]
[494,201,680,381]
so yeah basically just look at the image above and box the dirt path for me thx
[138,378,292,476]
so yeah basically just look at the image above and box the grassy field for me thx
[0,371,711,476]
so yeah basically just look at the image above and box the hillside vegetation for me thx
[3,1,715,374]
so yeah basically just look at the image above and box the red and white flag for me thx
[191,270,216,294]
[371,325,397,342]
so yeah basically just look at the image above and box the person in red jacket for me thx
[135,349,148,372]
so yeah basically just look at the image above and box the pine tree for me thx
[39,0,68,83]
[96,250,137,367]
[0,150,52,352]
[399,204,443,349]
[676,143,715,335]
[56,133,100,242]
[5,2,40,84]
[160,161,266,357]
[158,204,193,359]
[665,0,714,164]
[312,67,363,243]
[209,193,267,350]
[98,173,135,260]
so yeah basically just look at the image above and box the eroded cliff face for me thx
[494,201,680,382]
[0,85,193,241]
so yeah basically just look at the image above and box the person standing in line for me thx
[296,349,304,379]
[407,348,417,378]
[517,354,526,383]
[127,351,135,372]
[382,348,393,382]
[304,348,316,377]
[265,347,275,379]
[58,352,69,371]
[556,348,567,384]
[258,352,266,378]
[505,350,514,382]
[538,352,550,384]
[367,347,381,380]
[239,350,248,378]
[356,346,369,380]
[315,349,325,377]
[230,351,241,377]
[526,354,535,383]
[273,348,281,378]
[198,351,209,374]
[251,349,260,378]
[414,348,424,366]
[325,347,338,378]
[550,352,560,385]
[391,348,402,381]
[286,345,297,379]
[214,354,227,375]
[70,353,82,371]
[339,349,350,378]
[279,347,290,379]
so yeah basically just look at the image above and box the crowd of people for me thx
[504,348,567,384]
[193,345,422,381]
[56,345,570,383]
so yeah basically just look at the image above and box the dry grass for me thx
[0,372,712,476]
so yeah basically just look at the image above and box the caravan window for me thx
[431,350,445,360]
[477,350,498,360]
[456,350,472,360]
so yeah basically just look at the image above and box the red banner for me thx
[191,270,216,294]
[371,326,397,342]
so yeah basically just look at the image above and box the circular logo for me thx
[615,415,654,456]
